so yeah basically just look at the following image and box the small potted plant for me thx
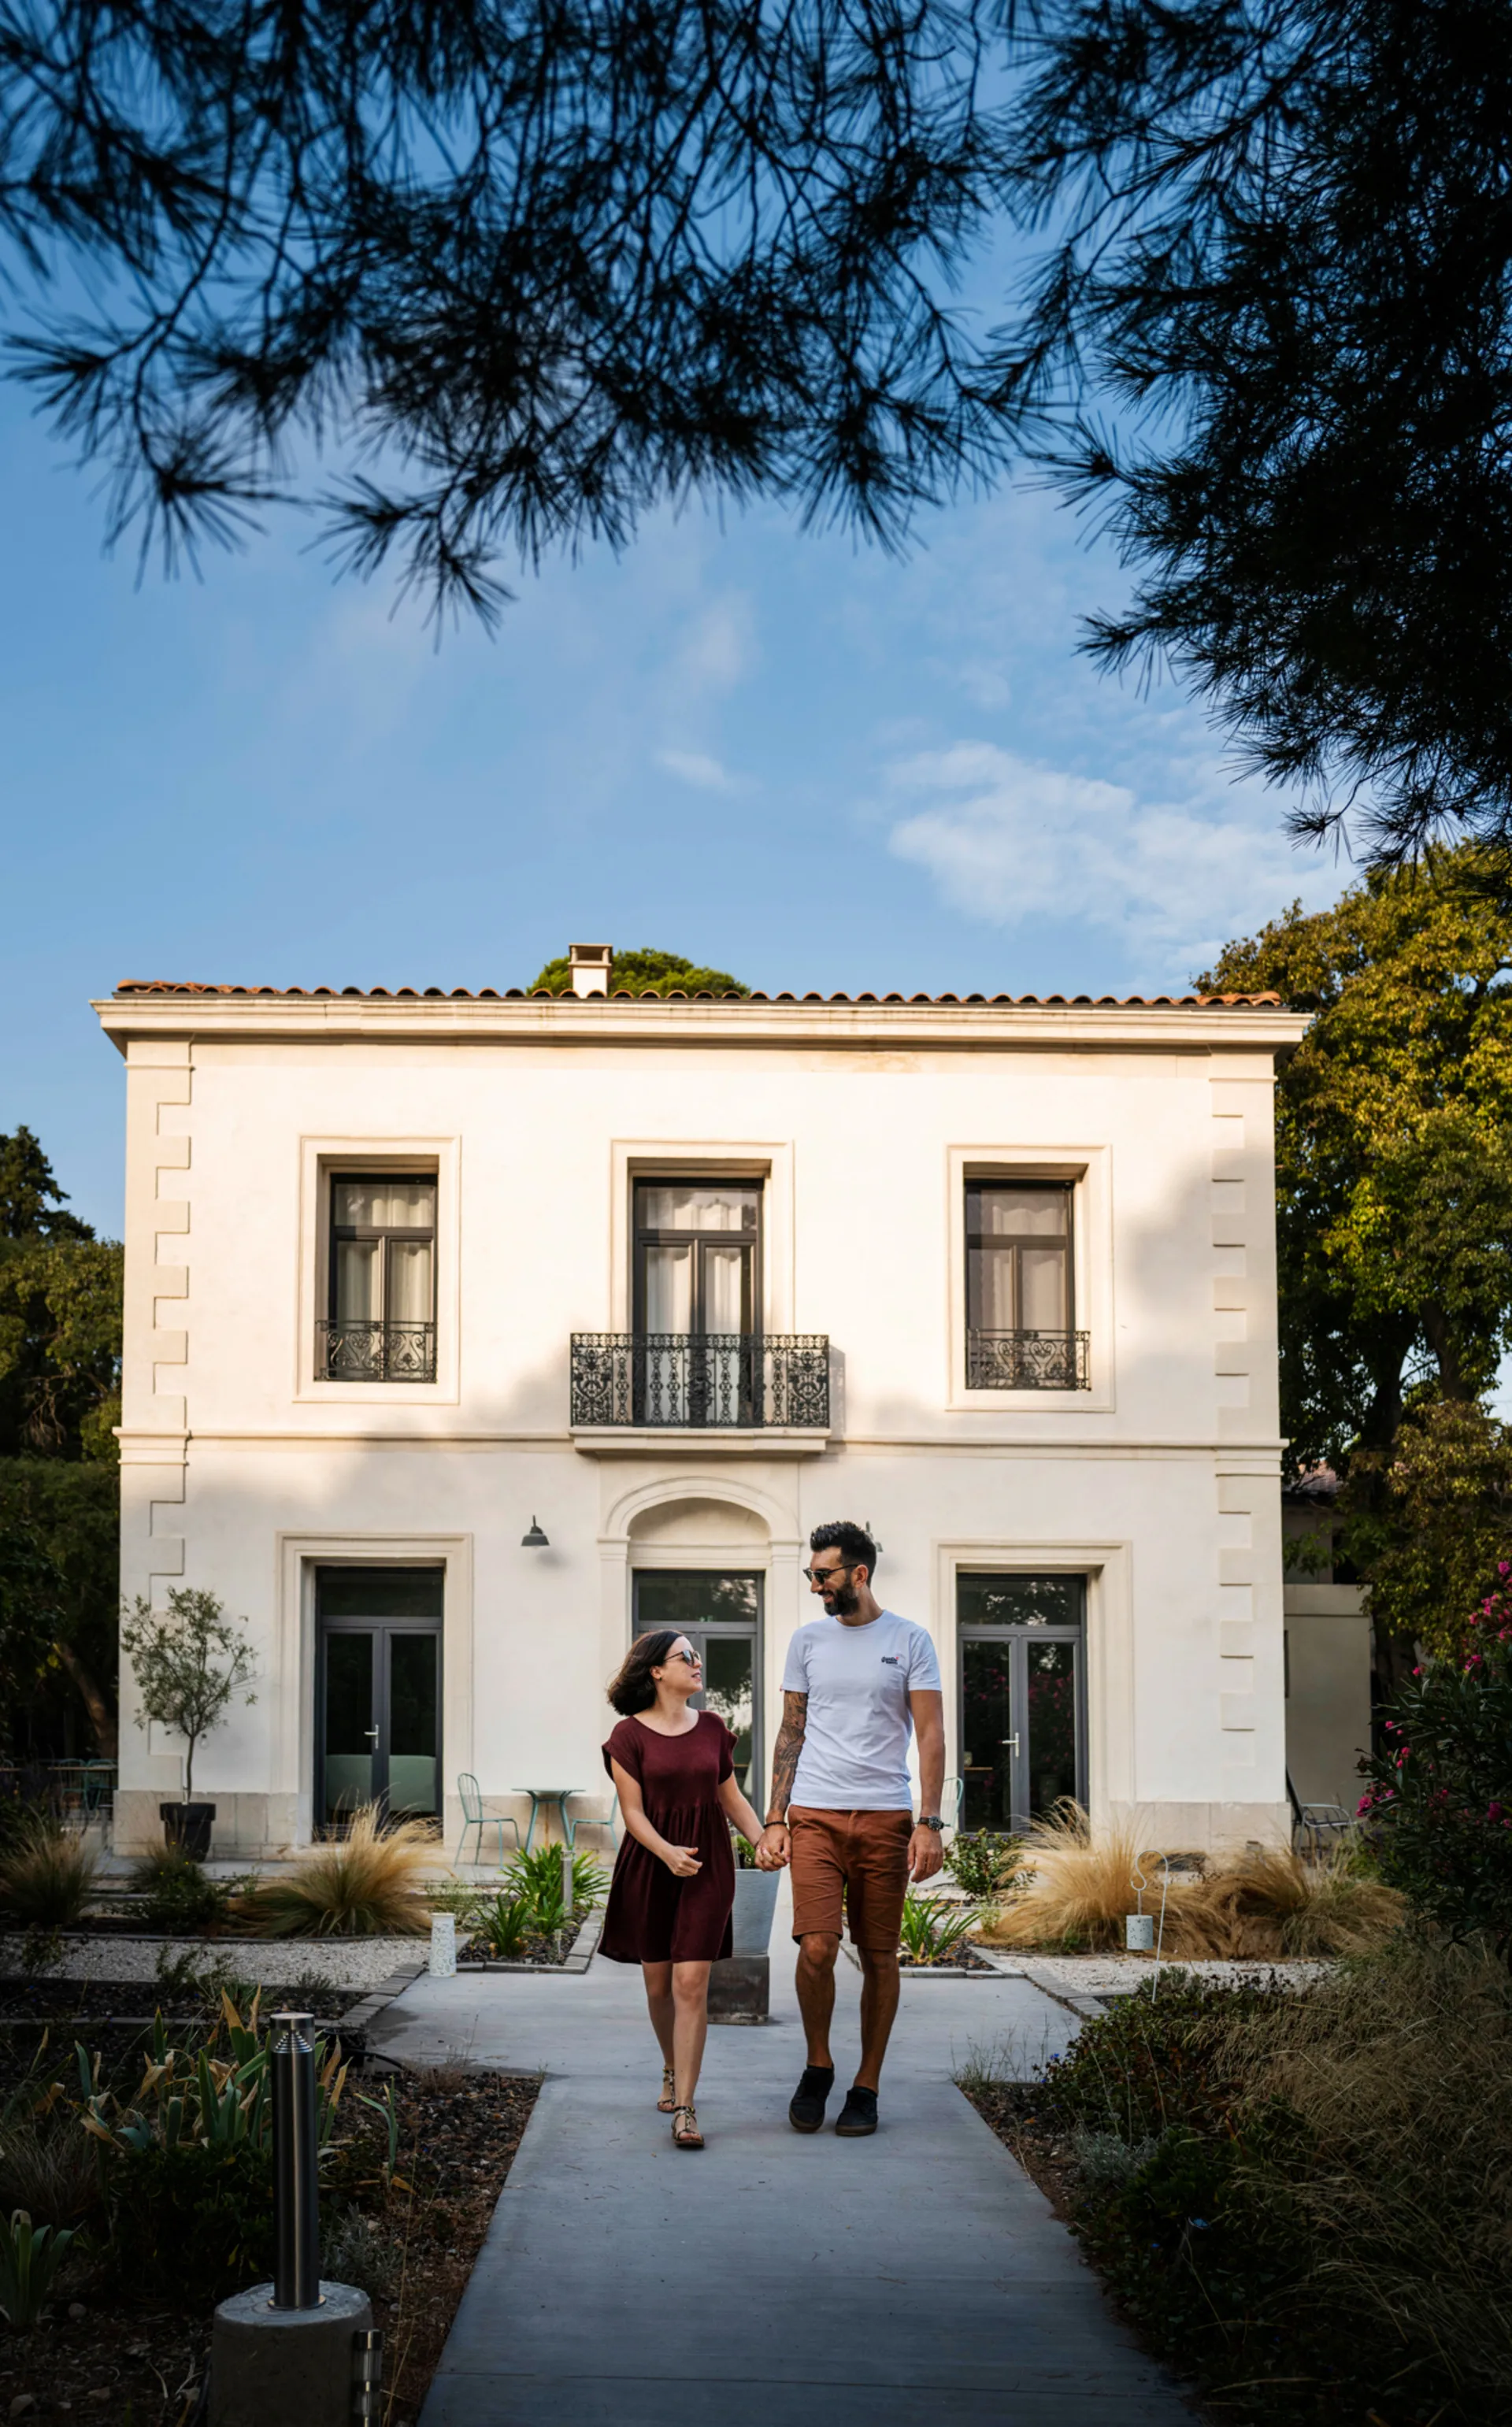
[121,1588,257,1859]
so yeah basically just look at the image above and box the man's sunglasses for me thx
[802,1563,853,1585]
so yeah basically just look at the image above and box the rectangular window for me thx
[631,1181,762,1421]
[321,1175,437,1381]
[958,1573,1086,1832]
[965,1180,1087,1388]
[316,1564,443,1832]
[633,1570,763,1804]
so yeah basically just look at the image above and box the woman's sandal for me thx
[658,2063,676,2114]
[671,2103,704,2150]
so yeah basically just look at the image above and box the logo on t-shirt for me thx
[880,1654,903,1666]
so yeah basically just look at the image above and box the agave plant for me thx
[77,1992,348,2158]
[898,1892,980,1966]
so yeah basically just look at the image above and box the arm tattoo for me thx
[765,1690,808,1824]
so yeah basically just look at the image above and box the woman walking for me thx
[600,1630,773,2148]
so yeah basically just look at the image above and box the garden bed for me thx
[0,1932,429,1988]
[0,2032,539,2426]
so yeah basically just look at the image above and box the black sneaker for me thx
[788,2064,835,2132]
[835,2086,879,2137]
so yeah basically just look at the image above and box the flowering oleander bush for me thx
[1358,1564,1512,1958]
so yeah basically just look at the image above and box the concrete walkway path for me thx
[372,1892,1194,2426]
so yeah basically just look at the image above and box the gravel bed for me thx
[0,1932,427,1988]
[977,1950,1334,1995]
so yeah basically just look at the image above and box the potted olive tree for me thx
[121,1588,257,1858]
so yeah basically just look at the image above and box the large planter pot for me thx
[731,1865,780,1955]
[161,1801,216,1860]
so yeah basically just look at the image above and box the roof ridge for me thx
[112,980,1286,1009]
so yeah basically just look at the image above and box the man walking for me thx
[757,1521,945,2137]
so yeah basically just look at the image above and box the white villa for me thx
[95,949,1367,1862]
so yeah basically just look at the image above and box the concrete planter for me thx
[711,1866,780,2022]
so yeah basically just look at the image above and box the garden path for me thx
[371,1880,1196,2427]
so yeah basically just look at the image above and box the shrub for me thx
[131,1845,231,1932]
[321,2206,401,2302]
[235,1804,432,1936]
[945,1832,1022,1900]
[506,1844,606,1921]
[1023,1943,1512,2424]
[898,1892,979,1965]
[120,1585,257,1803]
[0,1817,98,1929]
[106,2140,275,2303]
[1360,1564,1512,1957]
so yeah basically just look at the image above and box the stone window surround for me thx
[293,1134,461,1406]
[944,1144,1114,1413]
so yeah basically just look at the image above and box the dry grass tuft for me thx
[975,1803,1403,1958]
[1218,1937,1512,2404]
[235,1803,432,1937]
[0,1821,98,1929]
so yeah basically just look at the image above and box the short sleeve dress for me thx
[599,1710,738,1964]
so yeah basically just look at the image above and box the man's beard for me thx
[825,1581,860,1617]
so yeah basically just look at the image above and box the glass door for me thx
[316,1567,443,1832]
[634,1183,761,1422]
[958,1573,1085,1832]
[633,1571,762,1803]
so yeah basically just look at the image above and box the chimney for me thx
[568,943,612,998]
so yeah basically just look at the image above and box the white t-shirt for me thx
[781,1610,942,1811]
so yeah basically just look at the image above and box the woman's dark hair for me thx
[607,1630,681,1716]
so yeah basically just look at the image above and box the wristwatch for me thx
[917,1815,943,1832]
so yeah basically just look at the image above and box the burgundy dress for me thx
[599,1710,737,1964]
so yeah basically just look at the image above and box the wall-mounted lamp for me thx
[521,1517,550,1548]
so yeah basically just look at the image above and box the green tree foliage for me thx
[1359,1567,1512,1958]
[529,948,750,999]
[0,2,1017,620]
[0,1129,122,1754]
[999,0,1512,858]
[1200,850,1512,1659]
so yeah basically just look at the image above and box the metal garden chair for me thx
[455,1773,521,1868]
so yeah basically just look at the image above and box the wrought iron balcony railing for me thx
[965,1328,1091,1390]
[572,1333,830,1428]
[319,1318,437,1383]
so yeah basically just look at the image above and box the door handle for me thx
[1000,1736,1021,1755]
[364,1727,380,1743]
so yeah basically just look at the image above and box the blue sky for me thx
[0,380,1349,1242]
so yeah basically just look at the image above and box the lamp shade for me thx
[521,1517,550,1548]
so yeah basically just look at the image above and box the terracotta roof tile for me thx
[113,980,1284,1008]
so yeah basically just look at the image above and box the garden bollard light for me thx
[429,1912,458,1977]
[351,2327,384,2422]
[271,2011,321,2311]
[561,1844,574,1921]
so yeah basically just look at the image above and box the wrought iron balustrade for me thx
[572,1333,830,1428]
[319,1318,437,1382]
[965,1328,1091,1390]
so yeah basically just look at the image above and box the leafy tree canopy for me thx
[0,0,1017,624]
[1200,849,1512,1657]
[999,0,1512,858]
[529,947,750,998]
[0,1125,91,1241]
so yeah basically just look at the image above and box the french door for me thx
[633,1570,762,1804]
[958,1573,1085,1833]
[633,1181,761,1423]
[316,1567,443,1832]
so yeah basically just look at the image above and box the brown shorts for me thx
[789,1806,914,1954]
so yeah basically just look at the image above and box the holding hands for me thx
[754,1821,791,1870]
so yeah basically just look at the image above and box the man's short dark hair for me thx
[810,1520,877,1579]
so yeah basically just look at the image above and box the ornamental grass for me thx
[235,1804,432,1937]
[0,1818,98,1930]
[975,1803,1403,1958]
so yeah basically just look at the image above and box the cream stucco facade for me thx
[95,976,1310,1859]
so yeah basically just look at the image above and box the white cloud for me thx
[885,741,1339,977]
[657,747,741,794]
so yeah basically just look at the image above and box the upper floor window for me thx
[634,1181,762,1337]
[321,1176,437,1382]
[965,1180,1088,1388]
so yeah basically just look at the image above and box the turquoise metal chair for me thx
[455,1773,521,1867]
